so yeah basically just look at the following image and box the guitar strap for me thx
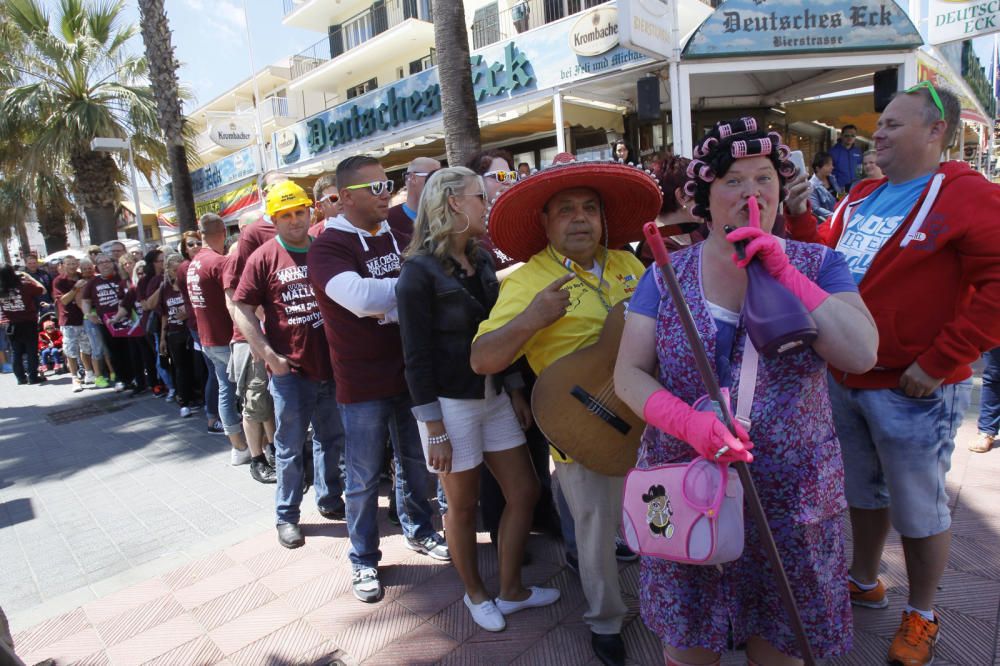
[735,337,759,431]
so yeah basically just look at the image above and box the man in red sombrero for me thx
[470,153,662,666]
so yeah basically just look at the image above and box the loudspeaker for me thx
[637,77,661,121]
[874,69,898,113]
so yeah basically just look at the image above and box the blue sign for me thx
[158,146,260,207]
[275,4,649,167]
[684,0,922,59]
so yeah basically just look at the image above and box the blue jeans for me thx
[191,330,218,419]
[830,376,972,538]
[202,345,241,435]
[978,347,1000,436]
[340,393,436,570]
[152,332,173,389]
[269,372,345,525]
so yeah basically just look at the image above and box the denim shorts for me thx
[61,324,91,358]
[83,319,105,359]
[828,375,972,539]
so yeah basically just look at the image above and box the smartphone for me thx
[788,150,806,177]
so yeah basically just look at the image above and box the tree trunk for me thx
[69,149,121,244]
[14,215,30,258]
[433,0,481,166]
[36,200,69,254]
[138,0,198,233]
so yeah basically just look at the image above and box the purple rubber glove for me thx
[643,389,754,464]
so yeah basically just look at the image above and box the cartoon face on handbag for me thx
[642,484,674,539]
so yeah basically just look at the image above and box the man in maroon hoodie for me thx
[787,83,1000,666]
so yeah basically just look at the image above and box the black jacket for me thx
[396,248,502,421]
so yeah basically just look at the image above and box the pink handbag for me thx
[621,340,759,565]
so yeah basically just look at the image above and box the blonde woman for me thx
[396,167,559,632]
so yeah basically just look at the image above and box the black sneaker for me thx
[615,537,638,562]
[318,503,346,521]
[352,567,382,603]
[250,459,277,484]
[277,523,304,549]
[207,421,225,434]
[264,443,276,467]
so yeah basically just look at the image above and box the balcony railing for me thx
[290,0,432,80]
[258,96,295,124]
[471,0,608,50]
[283,0,304,15]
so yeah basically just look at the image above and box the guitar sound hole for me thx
[569,386,632,435]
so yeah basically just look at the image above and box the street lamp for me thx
[90,136,146,250]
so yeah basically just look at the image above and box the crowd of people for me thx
[2,82,999,666]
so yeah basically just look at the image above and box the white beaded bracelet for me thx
[427,433,450,445]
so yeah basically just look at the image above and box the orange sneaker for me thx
[848,577,889,608]
[888,610,939,666]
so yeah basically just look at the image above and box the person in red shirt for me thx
[52,255,95,392]
[188,214,254,467]
[308,173,340,238]
[308,155,448,603]
[159,253,198,417]
[37,318,64,373]
[0,263,46,384]
[785,83,1000,666]
[82,253,132,391]
[178,231,220,432]
[234,181,346,549]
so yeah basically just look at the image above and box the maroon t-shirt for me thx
[186,248,233,347]
[0,281,43,323]
[385,204,415,235]
[234,238,333,382]
[158,280,188,334]
[307,226,410,403]
[134,274,163,330]
[52,274,84,326]
[82,275,126,321]
[176,259,197,333]
[478,235,516,271]
[227,220,276,343]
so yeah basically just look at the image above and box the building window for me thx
[397,66,405,80]
[409,49,436,75]
[346,77,378,99]
[471,3,500,49]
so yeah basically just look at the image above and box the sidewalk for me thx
[1,369,998,665]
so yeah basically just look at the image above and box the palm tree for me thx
[1,0,167,244]
[137,0,197,234]
[432,0,481,166]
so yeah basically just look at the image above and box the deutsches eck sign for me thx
[684,0,923,59]
[928,0,1000,45]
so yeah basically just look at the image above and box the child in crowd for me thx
[38,317,65,374]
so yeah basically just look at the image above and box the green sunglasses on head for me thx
[905,81,945,121]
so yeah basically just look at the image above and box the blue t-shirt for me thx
[835,174,931,284]
[628,246,858,386]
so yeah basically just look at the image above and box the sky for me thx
[117,0,318,110]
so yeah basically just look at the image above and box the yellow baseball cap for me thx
[265,180,312,218]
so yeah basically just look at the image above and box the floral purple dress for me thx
[638,241,852,659]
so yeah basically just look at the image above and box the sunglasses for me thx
[343,180,394,196]
[905,81,946,121]
[408,170,438,179]
[185,240,202,247]
[483,170,518,183]
[454,190,487,201]
[318,192,339,205]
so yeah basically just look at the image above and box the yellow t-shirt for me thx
[475,245,645,462]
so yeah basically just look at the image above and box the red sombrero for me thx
[488,153,663,263]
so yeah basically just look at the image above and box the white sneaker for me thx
[83,372,95,385]
[179,406,192,418]
[114,381,125,392]
[166,388,176,401]
[72,380,85,393]
[494,586,561,616]
[464,595,506,632]
[230,446,252,466]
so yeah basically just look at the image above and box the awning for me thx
[785,93,880,136]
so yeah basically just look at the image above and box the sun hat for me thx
[487,152,663,263]
[265,181,312,218]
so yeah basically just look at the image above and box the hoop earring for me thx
[451,212,471,234]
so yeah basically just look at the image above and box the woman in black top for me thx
[397,167,559,632]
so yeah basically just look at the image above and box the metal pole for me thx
[242,0,268,185]
[127,144,147,251]
[553,90,566,153]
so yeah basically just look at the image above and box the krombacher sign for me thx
[684,0,923,59]
[303,43,535,157]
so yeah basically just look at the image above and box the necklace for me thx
[546,246,613,313]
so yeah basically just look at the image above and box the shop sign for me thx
[684,0,922,59]
[917,50,991,125]
[928,0,1000,45]
[619,0,675,61]
[190,146,259,197]
[208,118,255,149]
[276,5,652,168]
[569,7,620,56]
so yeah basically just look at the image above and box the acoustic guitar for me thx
[531,301,643,476]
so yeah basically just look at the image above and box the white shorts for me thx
[418,390,526,473]
[61,324,91,358]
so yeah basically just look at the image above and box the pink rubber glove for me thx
[643,390,754,464]
[726,225,830,312]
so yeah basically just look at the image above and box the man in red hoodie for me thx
[787,83,1000,666]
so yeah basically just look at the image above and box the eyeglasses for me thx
[407,170,438,179]
[483,170,518,183]
[318,192,339,205]
[453,191,487,201]
[343,180,395,196]
[905,81,946,121]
